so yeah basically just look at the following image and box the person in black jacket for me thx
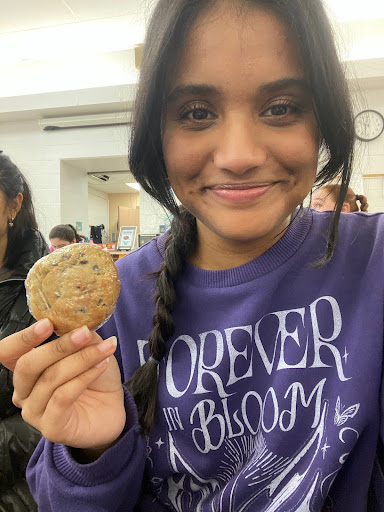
[0,153,48,511]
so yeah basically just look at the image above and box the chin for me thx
[204,220,282,245]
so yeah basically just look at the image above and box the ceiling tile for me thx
[64,0,149,21]
[0,0,77,34]
[88,172,139,194]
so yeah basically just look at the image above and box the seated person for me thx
[49,224,85,251]
[312,184,368,212]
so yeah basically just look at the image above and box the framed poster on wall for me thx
[117,226,137,250]
[138,234,158,247]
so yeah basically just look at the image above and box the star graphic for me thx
[155,438,165,449]
[321,439,330,459]
[342,348,349,364]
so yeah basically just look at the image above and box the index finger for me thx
[0,318,54,371]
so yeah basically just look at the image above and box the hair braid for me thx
[126,208,197,433]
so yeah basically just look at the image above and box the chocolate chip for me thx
[75,307,87,314]
[80,260,88,265]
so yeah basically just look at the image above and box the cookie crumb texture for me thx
[26,244,121,336]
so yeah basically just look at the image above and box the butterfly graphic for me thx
[334,396,360,427]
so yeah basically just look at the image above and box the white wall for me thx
[139,188,172,235]
[357,87,384,212]
[88,187,109,242]
[60,161,89,238]
[0,119,129,241]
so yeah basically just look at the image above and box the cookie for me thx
[26,244,120,336]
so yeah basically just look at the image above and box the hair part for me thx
[49,224,85,243]
[128,0,356,432]
[0,153,38,269]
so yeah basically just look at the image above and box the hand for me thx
[0,319,126,450]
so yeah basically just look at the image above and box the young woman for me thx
[312,184,369,212]
[49,223,85,251]
[0,1,383,511]
[0,152,48,511]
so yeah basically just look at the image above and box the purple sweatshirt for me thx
[27,209,384,511]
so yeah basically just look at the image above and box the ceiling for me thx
[88,172,139,195]
[62,155,139,194]
[0,0,149,33]
[0,0,382,35]
[0,2,382,120]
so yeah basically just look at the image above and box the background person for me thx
[49,224,85,251]
[0,1,384,511]
[312,184,369,212]
[0,152,48,511]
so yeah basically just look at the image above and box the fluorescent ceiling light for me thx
[126,183,140,191]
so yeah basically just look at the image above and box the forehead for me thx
[50,238,70,244]
[313,189,333,201]
[170,3,303,91]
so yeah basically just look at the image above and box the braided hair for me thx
[126,209,197,433]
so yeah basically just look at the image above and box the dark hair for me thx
[0,153,38,269]
[128,0,355,433]
[49,224,85,243]
[318,184,368,212]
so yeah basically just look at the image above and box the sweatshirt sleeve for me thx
[26,388,146,512]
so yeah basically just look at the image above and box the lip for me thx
[208,182,277,203]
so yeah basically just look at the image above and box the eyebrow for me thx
[167,84,221,103]
[258,78,309,95]
[167,78,309,103]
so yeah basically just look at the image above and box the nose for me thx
[213,115,268,175]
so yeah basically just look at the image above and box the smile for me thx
[208,183,276,203]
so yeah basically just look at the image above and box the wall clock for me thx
[354,109,384,142]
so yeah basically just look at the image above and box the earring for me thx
[8,218,14,227]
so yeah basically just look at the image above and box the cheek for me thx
[274,128,319,180]
[163,132,208,187]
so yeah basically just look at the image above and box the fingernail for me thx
[97,336,117,352]
[70,326,90,344]
[34,318,51,335]
[95,357,110,368]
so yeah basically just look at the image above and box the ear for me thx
[341,202,350,213]
[8,193,23,220]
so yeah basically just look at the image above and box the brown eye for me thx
[262,101,302,119]
[191,108,209,120]
[270,105,288,116]
[180,103,216,123]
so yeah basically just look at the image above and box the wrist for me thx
[71,436,123,464]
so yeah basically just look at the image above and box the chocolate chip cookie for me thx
[26,244,120,336]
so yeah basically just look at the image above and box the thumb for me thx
[0,318,54,371]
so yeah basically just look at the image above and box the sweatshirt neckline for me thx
[157,209,313,288]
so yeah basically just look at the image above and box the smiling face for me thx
[162,3,320,267]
